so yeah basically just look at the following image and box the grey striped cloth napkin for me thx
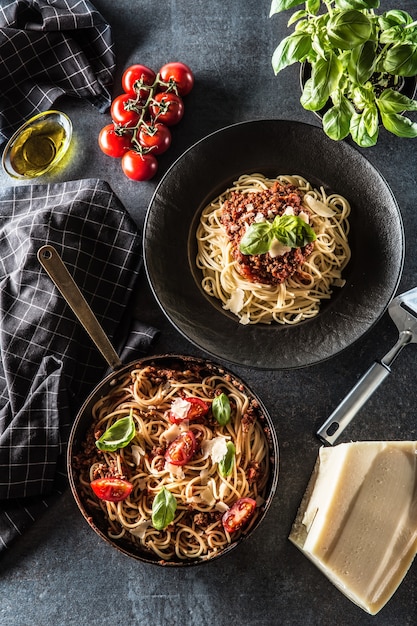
[0,0,115,143]
[0,178,158,553]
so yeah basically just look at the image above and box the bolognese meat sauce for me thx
[221,181,314,284]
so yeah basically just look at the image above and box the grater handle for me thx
[316,362,390,445]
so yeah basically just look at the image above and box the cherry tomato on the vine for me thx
[121,150,158,181]
[98,124,132,158]
[168,397,209,424]
[159,62,194,96]
[111,94,141,127]
[165,430,196,466]
[122,64,156,98]
[150,92,184,126]
[100,61,193,182]
[138,122,172,155]
[222,497,257,534]
[90,477,133,502]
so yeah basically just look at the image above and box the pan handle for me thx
[38,245,123,371]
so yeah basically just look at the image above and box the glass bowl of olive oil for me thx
[2,110,72,179]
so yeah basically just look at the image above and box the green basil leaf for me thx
[212,393,231,426]
[287,10,308,26]
[380,112,417,138]
[239,222,274,255]
[240,215,316,256]
[322,96,354,140]
[348,40,377,83]
[350,111,379,147]
[152,487,177,530]
[300,77,323,110]
[270,0,304,17]
[383,43,417,77]
[311,31,329,60]
[272,214,317,248]
[379,25,405,45]
[95,413,136,452]
[362,103,379,137]
[306,0,321,13]
[327,10,372,50]
[379,10,412,30]
[272,32,312,74]
[377,88,417,114]
[308,54,343,106]
[351,83,374,109]
[334,0,379,9]
[218,442,236,478]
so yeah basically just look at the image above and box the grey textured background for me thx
[1,1,417,624]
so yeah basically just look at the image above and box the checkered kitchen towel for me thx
[0,179,158,553]
[0,0,115,143]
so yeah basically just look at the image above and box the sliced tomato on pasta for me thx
[90,477,133,502]
[165,430,196,466]
[222,497,257,533]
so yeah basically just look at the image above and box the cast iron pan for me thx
[37,245,279,566]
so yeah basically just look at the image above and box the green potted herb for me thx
[270,0,417,147]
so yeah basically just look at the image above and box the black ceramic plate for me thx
[143,120,404,369]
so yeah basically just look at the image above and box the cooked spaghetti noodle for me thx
[196,173,351,325]
[73,361,272,563]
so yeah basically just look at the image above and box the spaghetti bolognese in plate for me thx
[196,173,351,325]
[143,120,404,368]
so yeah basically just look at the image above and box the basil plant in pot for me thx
[270,0,417,147]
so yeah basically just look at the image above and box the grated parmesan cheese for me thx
[129,520,150,539]
[165,462,185,479]
[201,436,229,463]
[223,288,245,315]
[170,397,191,421]
[200,485,216,506]
[304,194,336,217]
[215,501,229,513]
[131,444,145,466]
[269,239,291,258]
[161,423,181,443]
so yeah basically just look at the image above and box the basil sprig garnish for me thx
[218,441,236,478]
[152,487,177,530]
[212,393,231,426]
[95,411,136,452]
[239,214,316,256]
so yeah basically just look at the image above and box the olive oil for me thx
[2,111,72,179]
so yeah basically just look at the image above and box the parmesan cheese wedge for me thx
[289,441,417,615]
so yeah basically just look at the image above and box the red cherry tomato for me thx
[159,62,194,96]
[98,124,132,158]
[90,477,133,502]
[111,94,140,127]
[222,497,257,534]
[150,92,184,126]
[122,64,156,97]
[165,430,196,466]
[121,151,158,181]
[138,122,172,155]
[168,397,209,424]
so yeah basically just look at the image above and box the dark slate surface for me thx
[1,1,416,624]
